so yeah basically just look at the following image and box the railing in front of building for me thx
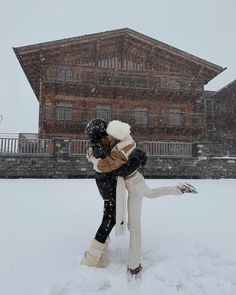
[70,140,192,158]
[0,135,193,158]
[0,137,53,156]
[69,140,90,155]
[140,141,192,158]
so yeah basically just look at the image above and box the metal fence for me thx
[69,140,192,157]
[140,141,192,157]
[0,136,193,158]
[0,137,53,156]
[70,140,90,155]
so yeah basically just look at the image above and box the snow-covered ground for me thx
[1,178,236,295]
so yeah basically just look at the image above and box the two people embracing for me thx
[81,118,197,276]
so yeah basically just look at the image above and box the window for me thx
[56,103,73,121]
[65,70,72,81]
[167,78,180,89]
[169,108,182,126]
[96,105,111,121]
[57,69,65,81]
[134,107,148,124]
[57,69,73,81]
[44,106,52,120]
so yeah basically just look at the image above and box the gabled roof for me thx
[14,28,225,70]
[13,28,225,100]
[212,79,236,100]
[202,90,216,99]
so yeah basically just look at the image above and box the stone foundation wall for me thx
[1,138,236,179]
[1,154,236,179]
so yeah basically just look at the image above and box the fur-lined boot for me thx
[81,239,106,267]
[97,237,110,267]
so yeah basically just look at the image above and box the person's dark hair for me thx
[85,118,108,141]
[130,148,148,167]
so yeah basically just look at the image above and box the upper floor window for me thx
[57,69,73,81]
[167,78,180,89]
[134,107,148,124]
[56,103,73,121]
[169,108,182,126]
[96,105,111,121]
[44,106,52,120]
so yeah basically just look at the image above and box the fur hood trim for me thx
[106,120,131,141]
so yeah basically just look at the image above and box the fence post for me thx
[192,143,208,160]
[53,138,70,158]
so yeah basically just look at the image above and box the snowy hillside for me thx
[1,178,236,295]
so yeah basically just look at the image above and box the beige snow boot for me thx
[97,237,110,267]
[81,239,106,267]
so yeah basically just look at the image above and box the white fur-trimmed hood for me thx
[106,120,131,141]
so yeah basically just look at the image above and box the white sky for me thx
[0,0,236,133]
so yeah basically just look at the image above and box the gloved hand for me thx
[86,148,102,172]
[86,147,93,162]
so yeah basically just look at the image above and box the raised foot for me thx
[178,183,198,194]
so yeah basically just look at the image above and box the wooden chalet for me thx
[206,80,236,155]
[13,28,224,141]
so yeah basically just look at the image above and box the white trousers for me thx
[125,171,182,269]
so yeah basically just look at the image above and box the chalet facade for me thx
[198,80,236,156]
[2,29,236,179]
[210,80,236,142]
[14,28,224,142]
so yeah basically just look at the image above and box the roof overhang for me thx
[13,28,225,100]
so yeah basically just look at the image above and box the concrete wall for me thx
[1,139,236,179]
[0,154,90,178]
[142,157,236,179]
[1,154,236,179]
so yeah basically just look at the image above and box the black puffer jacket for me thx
[90,138,147,200]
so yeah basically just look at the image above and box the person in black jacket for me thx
[81,118,147,268]
[87,120,197,275]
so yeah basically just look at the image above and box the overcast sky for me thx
[0,0,236,134]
